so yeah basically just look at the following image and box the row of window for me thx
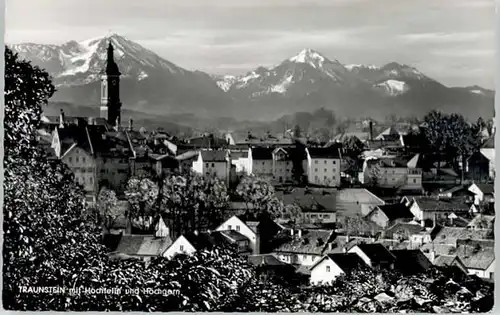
[313,168,337,173]
[227,224,241,232]
[307,214,332,219]
[77,175,94,185]
[314,160,337,165]
[314,175,336,181]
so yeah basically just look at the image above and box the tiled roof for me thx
[456,245,494,270]
[219,230,249,242]
[274,229,334,255]
[184,232,220,251]
[245,221,260,233]
[114,235,173,256]
[375,203,414,221]
[354,243,396,263]
[482,137,494,149]
[467,215,495,229]
[248,254,288,267]
[176,150,199,161]
[201,150,227,162]
[384,222,425,238]
[323,253,366,272]
[412,197,471,212]
[474,183,494,195]
[56,125,93,156]
[86,128,134,158]
[307,147,341,159]
[434,255,462,267]
[431,227,492,246]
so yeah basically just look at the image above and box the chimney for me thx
[154,138,159,146]
[290,229,294,236]
[328,242,334,251]
[297,229,302,238]
[59,109,65,128]
[369,121,374,141]
[128,117,133,131]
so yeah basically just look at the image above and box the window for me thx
[324,214,330,219]
[324,176,327,180]
[262,162,265,165]
[75,157,79,163]
[324,160,327,164]
[315,168,318,172]
[413,178,417,183]
[180,245,184,251]
[315,160,318,164]
[228,225,232,230]
[333,160,336,165]
[89,177,93,184]
[68,157,73,163]
[211,163,215,167]
[326,266,331,272]
[205,163,209,168]
[82,157,86,163]
[315,175,319,181]
[324,168,327,173]
[236,225,240,231]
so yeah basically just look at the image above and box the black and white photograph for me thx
[3,0,496,312]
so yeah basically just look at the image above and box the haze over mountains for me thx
[10,34,494,122]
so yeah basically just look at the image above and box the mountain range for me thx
[10,34,494,123]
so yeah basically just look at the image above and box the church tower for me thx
[100,42,122,127]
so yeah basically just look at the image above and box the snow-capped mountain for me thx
[10,34,233,117]
[10,36,494,121]
[11,34,187,86]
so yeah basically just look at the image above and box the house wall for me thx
[192,153,203,174]
[253,159,274,178]
[364,165,422,190]
[163,236,196,259]
[308,158,341,187]
[409,201,424,221]
[303,212,337,224]
[203,160,229,180]
[468,184,484,205]
[273,160,293,183]
[232,154,252,175]
[468,261,495,279]
[367,208,390,228]
[155,218,170,238]
[276,253,321,266]
[216,216,257,253]
[97,156,130,194]
[467,152,491,183]
[62,147,98,198]
[310,258,344,286]
[348,246,373,267]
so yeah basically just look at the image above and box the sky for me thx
[5,0,495,88]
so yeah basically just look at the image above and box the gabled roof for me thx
[352,243,396,263]
[472,183,494,195]
[251,147,274,160]
[200,150,227,162]
[433,255,464,268]
[467,214,495,229]
[176,150,199,161]
[374,203,414,221]
[456,245,494,270]
[391,249,432,274]
[114,235,173,257]
[307,147,341,159]
[312,253,366,272]
[248,254,289,267]
[384,222,425,237]
[274,229,334,255]
[412,197,472,212]
[482,137,494,149]
[219,230,249,242]
[183,232,220,251]
[431,227,492,246]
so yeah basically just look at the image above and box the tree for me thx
[293,124,302,138]
[368,162,382,188]
[283,204,303,223]
[422,111,482,183]
[124,176,159,231]
[97,187,122,233]
[342,136,365,177]
[236,175,284,220]
[161,172,229,238]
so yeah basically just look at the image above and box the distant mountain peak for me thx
[288,48,334,68]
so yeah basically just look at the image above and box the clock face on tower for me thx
[111,80,117,86]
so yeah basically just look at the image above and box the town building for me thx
[309,253,366,285]
[305,147,342,187]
